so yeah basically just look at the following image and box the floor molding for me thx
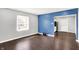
[76,40,79,43]
[47,34,54,37]
[38,33,54,37]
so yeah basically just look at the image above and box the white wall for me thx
[78,9,79,40]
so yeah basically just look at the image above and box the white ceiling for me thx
[11,8,72,15]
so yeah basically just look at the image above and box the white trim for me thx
[75,14,77,37]
[38,33,54,37]
[78,9,79,40]
[38,33,43,35]
[54,14,76,18]
[47,34,54,37]
[0,33,38,44]
[76,40,79,43]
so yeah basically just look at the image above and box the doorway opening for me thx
[54,14,77,38]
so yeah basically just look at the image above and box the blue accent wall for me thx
[38,14,54,34]
[38,8,78,37]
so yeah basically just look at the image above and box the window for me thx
[17,15,29,31]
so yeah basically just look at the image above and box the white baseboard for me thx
[38,33,54,37]
[0,33,38,43]
[47,34,54,37]
[76,40,79,43]
[38,33,43,35]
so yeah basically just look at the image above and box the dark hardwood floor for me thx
[0,32,78,50]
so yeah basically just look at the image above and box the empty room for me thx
[0,8,79,50]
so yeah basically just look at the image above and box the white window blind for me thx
[17,15,29,31]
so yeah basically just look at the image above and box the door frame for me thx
[54,14,77,36]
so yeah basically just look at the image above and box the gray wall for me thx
[0,8,38,42]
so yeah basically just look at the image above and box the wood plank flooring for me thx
[0,32,78,50]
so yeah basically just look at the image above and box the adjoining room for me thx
[0,8,79,50]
